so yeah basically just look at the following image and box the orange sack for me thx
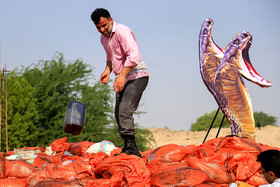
[151,164,209,186]
[0,153,5,179]
[32,152,63,168]
[33,176,96,187]
[68,141,94,156]
[5,159,35,178]
[95,154,151,186]
[49,136,70,153]
[0,177,28,187]
[145,144,197,162]
[186,155,236,184]
[27,164,79,186]
[0,136,279,186]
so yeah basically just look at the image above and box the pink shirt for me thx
[101,22,149,82]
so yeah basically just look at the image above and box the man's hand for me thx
[99,70,110,84]
[114,75,126,93]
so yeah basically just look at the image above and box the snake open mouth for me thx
[242,37,272,87]
[213,39,224,53]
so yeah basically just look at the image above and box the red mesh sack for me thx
[195,182,227,187]
[95,154,151,186]
[233,154,260,180]
[195,137,231,159]
[28,164,78,186]
[196,146,216,158]
[72,157,94,178]
[34,176,96,187]
[5,160,35,178]
[208,147,259,181]
[223,137,264,155]
[148,157,179,174]
[147,144,195,162]
[0,177,28,187]
[141,148,154,161]
[43,164,77,180]
[259,143,280,152]
[88,170,124,187]
[5,151,14,157]
[202,148,242,174]
[83,152,108,169]
[0,153,5,179]
[32,152,63,168]
[186,155,236,184]
[245,170,268,186]
[49,137,70,153]
[109,147,122,157]
[201,137,228,150]
[68,141,94,156]
[151,164,209,186]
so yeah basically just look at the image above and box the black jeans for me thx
[115,76,149,138]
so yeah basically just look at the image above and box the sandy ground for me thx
[148,125,280,149]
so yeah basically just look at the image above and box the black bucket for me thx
[63,101,86,135]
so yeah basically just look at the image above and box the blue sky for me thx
[1,0,279,131]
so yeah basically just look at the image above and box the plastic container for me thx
[63,101,86,135]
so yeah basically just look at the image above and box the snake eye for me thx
[203,29,208,34]
[242,33,248,38]
[206,21,211,26]
[234,39,239,45]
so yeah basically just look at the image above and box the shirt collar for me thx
[112,22,116,33]
[107,22,116,38]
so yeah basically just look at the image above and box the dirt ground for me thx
[148,125,280,149]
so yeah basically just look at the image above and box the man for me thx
[257,120,261,130]
[257,149,280,186]
[229,149,280,187]
[91,8,149,157]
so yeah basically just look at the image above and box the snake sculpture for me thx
[199,18,272,140]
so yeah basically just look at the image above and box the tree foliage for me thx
[20,53,93,146]
[190,110,230,131]
[254,111,277,127]
[190,109,278,131]
[1,72,39,152]
[1,52,154,151]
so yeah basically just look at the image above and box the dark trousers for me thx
[115,76,149,138]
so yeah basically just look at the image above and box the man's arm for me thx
[99,61,112,84]
[114,66,133,93]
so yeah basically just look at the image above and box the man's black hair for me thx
[91,8,111,24]
[257,149,280,177]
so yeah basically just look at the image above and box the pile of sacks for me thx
[0,136,279,186]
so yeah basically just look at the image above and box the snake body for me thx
[199,19,271,140]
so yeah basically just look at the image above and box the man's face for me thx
[260,166,274,184]
[95,17,113,37]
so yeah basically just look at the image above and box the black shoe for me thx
[124,136,142,158]
[126,139,142,158]
[114,135,142,158]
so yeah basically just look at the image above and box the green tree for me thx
[190,109,230,131]
[21,52,93,146]
[18,52,154,151]
[254,111,277,127]
[1,71,39,152]
[191,109,278,131]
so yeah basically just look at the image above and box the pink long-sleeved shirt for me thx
[101,22,149,82]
